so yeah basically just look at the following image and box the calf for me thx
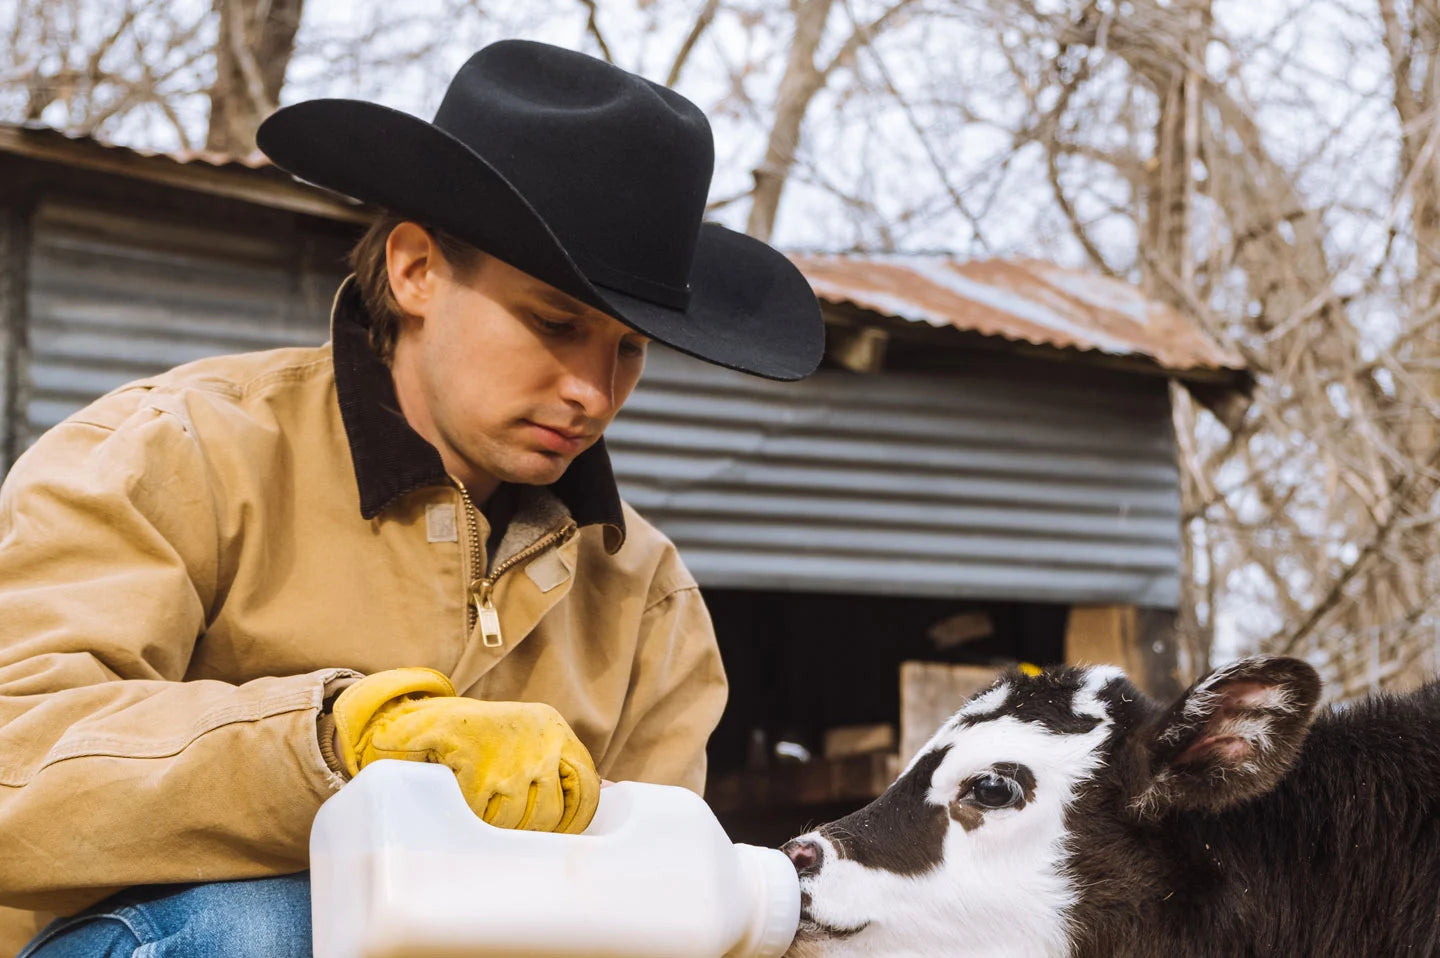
[782,656,1440,957]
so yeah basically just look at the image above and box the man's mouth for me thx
[523,420,591,454]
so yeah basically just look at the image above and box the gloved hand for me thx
[331,667,600,834]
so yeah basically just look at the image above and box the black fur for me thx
[958,668,1105,735]
[819,746,951,876]
[793,660,1440,957]
[1067,677,1440,957]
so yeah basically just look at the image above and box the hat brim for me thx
[257,99,824,380]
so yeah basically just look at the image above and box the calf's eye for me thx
[967,773,1022,808]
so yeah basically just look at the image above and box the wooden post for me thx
[898,661,1003,763]
[1064,604,1181,700]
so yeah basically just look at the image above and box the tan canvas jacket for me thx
[0,281,728,953]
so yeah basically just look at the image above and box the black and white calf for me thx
[782,656,1440,957]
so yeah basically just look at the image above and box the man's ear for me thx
[386,221,438,318]
[1128,655,1320,821]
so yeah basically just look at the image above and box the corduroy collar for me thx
[329,276,627,551]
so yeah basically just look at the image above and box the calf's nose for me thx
[783,838,823,876]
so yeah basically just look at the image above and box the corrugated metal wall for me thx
[21,199,343,448]
[14,196,1180,608]
[0,204,21,467]
[608,347,1181,607]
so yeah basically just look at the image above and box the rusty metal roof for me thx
[3,121,272,168]
[0,122,371,222]
[789,253,1245,375]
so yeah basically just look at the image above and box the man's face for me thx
[388,226,649,499]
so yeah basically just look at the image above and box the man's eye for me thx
[534,317,575,336]
[619,339,648,358]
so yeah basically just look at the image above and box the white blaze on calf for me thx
[786,667,1123,957]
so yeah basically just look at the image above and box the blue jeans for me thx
[17,873,311,957]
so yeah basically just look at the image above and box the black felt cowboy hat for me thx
[256,39,824,380]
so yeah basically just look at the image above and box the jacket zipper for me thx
[471,521,577,648]
[455,483,577,648]
[456,483,485,634]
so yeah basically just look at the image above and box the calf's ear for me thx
[1128,655,1320,820]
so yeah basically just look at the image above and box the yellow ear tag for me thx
[1018,662,1043,677]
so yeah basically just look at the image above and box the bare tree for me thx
[1140,0,1214,680]
[1,0,213,147]
[206,0,305,155]
[666,0,721,88]
[987,0,1440,697]
[743,0,922,241]
[0,0,466,154]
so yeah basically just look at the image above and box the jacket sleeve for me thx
[596,580,728,795]
[0,395,352,914]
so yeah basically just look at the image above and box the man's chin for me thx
[495,451,575,487]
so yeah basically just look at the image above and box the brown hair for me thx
[348,212,486,363]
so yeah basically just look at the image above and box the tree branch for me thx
[667,0,720,88]
[576,0,614,64]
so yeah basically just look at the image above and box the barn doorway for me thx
[701,586,1069,846]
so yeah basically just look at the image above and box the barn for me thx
[0,122,1248,843]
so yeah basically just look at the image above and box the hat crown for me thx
[434,41,713,306]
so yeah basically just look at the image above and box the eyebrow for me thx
[533,287,650,339]
[535,287,589,315]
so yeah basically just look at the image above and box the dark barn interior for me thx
[704,587,1069,845]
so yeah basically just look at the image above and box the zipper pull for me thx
[474,580,503,648]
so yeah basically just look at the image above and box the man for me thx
[0,40,822,956]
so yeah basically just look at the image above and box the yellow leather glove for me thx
[331,667,600,834]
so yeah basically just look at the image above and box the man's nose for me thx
[782,838,823,876]
[560,355,617,419]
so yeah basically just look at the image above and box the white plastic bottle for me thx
[310,760,800,958]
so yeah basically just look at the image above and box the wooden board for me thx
[823,723,896,760]
[1064,604,1181,698]
[899,661,1003,763]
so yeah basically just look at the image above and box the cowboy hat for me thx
[256,39,824,380]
